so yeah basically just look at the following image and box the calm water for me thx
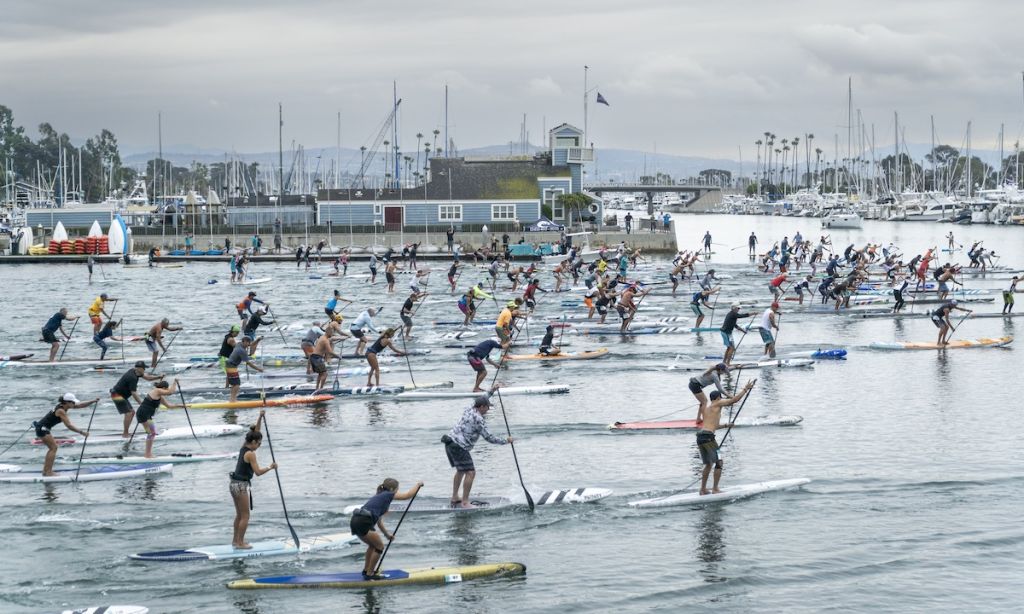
[1,215,1022,613]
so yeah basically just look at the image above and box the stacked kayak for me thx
[228,562,526,589]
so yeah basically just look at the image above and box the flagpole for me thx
[584,65,589,146]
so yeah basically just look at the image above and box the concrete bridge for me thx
[584,184,722,214]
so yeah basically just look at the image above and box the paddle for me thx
[73,400,100,482]
[944,312,973,345]
[154,330,180,368]
[267,306,287,346]
[495,389,535,512]
[58,317,80,362]
[331,340,346,389]
[261,413,300,550]
[397,328,417,388]
[176,383,202,446]
[119,318,125,363]
[372,487,419,576]
[0,424,36,457]
[678,378,757,493]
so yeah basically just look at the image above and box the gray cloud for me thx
[1,0,1023,161]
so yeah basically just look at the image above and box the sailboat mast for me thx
[893,111,899,195]
[847,77,852,194]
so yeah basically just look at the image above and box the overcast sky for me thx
[2,0,1023,160]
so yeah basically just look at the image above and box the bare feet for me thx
[121,432,130,438]
[43,472,56,477]
[699,489,709,496]
[712,488,721,494]
[458,501,475,509]
[233,542,253,550]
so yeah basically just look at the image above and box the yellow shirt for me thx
[88,297,105,317]
[496,308,513,328]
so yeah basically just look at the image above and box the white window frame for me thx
[544,188,565,219]
[373,204,382,216]
[438,204,463,222]
[491,203,517,221]
[554,136,579,147]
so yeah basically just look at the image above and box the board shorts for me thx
[219,356,228,372]
[584,297,594,309]
[721,331,735,348]
[938,281,949,293]
[688,378,704,394]
[690,304,703,317]
[300,341,314,354]
[760,329,774,344]
[42,329,59,344]
[350,329,365,339]
[616,305,627,319]
[324,308,335,318]
[386,272,395,284]
[226,366,241,386]
[145,339,158,353]
[496,327,510,344]
[467,353,485,372]
[931,316,945,329]
[457,300,469,315]
[90,315,102,326]
[770,285,782,297]
[309,354,327,374]
[1004,291,1015,305]
[110,393,133,415]
[349,510,376,537]
[448,274,456,285]
[696,430,720,465]
[401,314,413,327]
[442,435,475,472]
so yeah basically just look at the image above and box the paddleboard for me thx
[32,424,245,446]
[0,464,21,472]
[227,562,526,589]
[261,367,383,379]
[108,215,127,255]
[87,220,104,238]
[730,358,815,369]
[130,531,359,562]
[0,463,172,483]
[244,277,273,285]
[178,395,334,409]
[69,452,234,465]
[344,488,612,515]
[394,385,569,400]
[505,348,609,361]
[609,415,804,431]
[628,478,811,508]
[61,607,149,614]
[1,357,150,368]
[869,336,1013,350]
[0,353,33,361]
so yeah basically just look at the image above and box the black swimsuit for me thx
[34,406,62,437]
[136,394,161,423]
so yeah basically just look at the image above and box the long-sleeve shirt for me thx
[691,371,725,395]
[446,406,507,451]
[471,285,493,300]
[720,310,751,334]
[350,311,377,333]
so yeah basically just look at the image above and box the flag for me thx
[596,92,609,106]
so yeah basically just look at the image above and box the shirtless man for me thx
[145,318,183,369]
[311,329,342,391]
[616,284,649,333]
[697,380,755,495]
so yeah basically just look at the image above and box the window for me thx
[491,204,516,221]
[373,204,382,216]
[544,188,564,219]
[555,136,579,147]
[438,204,462,222]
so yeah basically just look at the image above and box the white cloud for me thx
[527,76,563,97]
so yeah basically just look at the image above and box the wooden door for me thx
[384,206,403,231]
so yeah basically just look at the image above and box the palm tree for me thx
[755,139,763,195]
[790,137,800,188]
[805,133,814,189]
[432,130,440,157]
[359,146,367,188]
[414,133,424,183]
[814,148,823,185]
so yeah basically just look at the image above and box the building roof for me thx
[319,155,570,202]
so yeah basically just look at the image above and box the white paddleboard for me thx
[1,357,151,368]
[393,385,569,400]
[129,531,359,561]
[628,478,811,508]
[243,277,273,285]
[62,607,149,614]
[53,220,69,242]
[87,220,104,238]
[344,487,612,514]
[0,463,172,483]
[68,452,235,465]
[32,424,245,446]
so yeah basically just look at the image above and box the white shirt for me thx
[760,307,775,331]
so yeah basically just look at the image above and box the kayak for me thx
[130,531,359,562]
[178,395,334,409]
[609,415,804,431]
[394,385,569,400]
[505,348,609,361]
[227,562,526,589]
[869,336,1013,350]
[0,463,173,484]
[68,452,235,465]
[61,607,149,614]
[628,478,811,508]
[344,487,613,515]
[32,425,245,446]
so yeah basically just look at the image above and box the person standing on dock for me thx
[442,394,512,508]
[697,380,755,495]
[41,308,78,362]
[446,226,455,253]
[87,254,95,283]
[624,212,633,234]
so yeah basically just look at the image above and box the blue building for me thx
[317,123,598,230]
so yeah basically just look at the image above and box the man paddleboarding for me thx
[442,394,512,508]
[697,380,755,495]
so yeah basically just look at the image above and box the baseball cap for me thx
[100,293,109,299]
[134,361,147,369]
[248,291,257,297]
[731,303,741,309]
[230,325,241,333]
[715,362,729,372]
[473,395,492,408]
[61,393,80,403]
[771,302,780,309]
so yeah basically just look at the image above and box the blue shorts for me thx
[720,331,734,348]
[145,339,157,353]
[759,329,774,344]
[690,304,703,317]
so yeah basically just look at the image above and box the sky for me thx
[2,0,1024,161]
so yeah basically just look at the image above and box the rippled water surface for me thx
[1,216,1022,613]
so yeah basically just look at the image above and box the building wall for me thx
[318,203,376,225]
[318,200,539,226]
[26,210,112,229]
